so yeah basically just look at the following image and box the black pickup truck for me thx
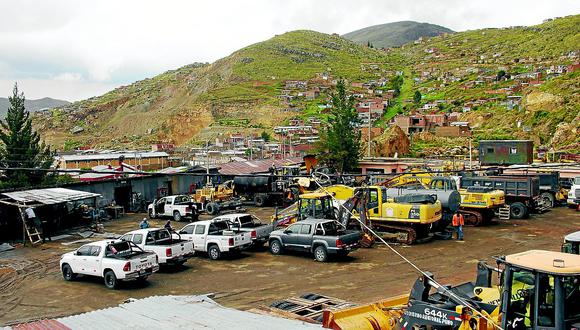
[268,218,361,262]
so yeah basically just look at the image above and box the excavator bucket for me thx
[322,295,408,330]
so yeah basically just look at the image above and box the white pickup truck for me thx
[177,220,252,260]
[120,228,195,266]
[148,195,199,221]
[212,213,274,246]
[60,240,159,289]
[568,176,580,208]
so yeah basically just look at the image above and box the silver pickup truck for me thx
[211,213,274,246]
[269,218,361,262]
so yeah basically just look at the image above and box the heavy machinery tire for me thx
[173,211,182,222]
[269,240,283,255]
[206,203,219,215]
[540,192,555,208]
[254,195,266,207]
[104,270,118,289]
[62,264,76,281]
[300,293,325,301]
[314,245,328,262]
[208,245,221,260]
[510,202,527,219]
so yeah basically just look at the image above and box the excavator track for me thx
[459,209,484,226]
[370,223,418,245]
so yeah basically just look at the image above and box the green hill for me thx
[34,15,580,152]
[34,31,400,149]
[343,21,453,48]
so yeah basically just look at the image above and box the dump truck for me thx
[500,171,566,208]
[460,175,544,219]
[322,249,580,329]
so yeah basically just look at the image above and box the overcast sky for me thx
[1,0,578,101]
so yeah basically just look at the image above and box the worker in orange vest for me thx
[452,212,465,241]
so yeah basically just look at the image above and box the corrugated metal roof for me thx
[60,151,169,162]
[1,188,100,205]
[219,158,302,175]
[8,295,321,330]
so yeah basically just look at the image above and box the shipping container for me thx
[478,140,533,165]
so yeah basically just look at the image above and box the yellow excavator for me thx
[272,184,442,245]
[323,249,580,329]
[378,172,505,226]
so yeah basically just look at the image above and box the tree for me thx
[413,90,422,104]
[260,131,271,142]
[0,83,53,187]
[316,79,361,172]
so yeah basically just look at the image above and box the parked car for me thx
[60,240,159,289]
[176,220,252,260]
[211,213,274,246]
[268,218,361,262]
[120,228,195,266]
[147,195,199,221]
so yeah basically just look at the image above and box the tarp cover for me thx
[1,188,100,205]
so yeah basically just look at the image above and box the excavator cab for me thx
[497,250,580,329]
[298,193,336,221]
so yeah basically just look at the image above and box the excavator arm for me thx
[337,188,375,247]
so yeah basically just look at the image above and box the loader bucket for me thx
[322,295,408,330]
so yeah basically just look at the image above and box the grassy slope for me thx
[34,16,579,151]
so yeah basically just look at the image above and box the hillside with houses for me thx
[33,15,580,158]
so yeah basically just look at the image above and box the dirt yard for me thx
[0,207,578,325]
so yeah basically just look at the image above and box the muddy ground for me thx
[0,207,578,325]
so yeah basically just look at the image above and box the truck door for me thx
[75,245,92,275]
[283,224,302,249]
[164,197,174,215]
[296,223,313,251]
[193,224,207,252]
[87,245,103,276]
[155,198,166,215]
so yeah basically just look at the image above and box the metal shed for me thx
[6,295,322,329]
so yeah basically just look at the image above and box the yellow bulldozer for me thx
[323,249,580,329]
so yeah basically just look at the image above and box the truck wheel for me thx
[540,192,555,208]
[62,264,76,281]
[206,203,219,215]
[148,209,156,219]
[173,211,182,221]
[314,245,328,262]
[269,240,283,255]
[254,195,266,207]
[208,245,221,260]
[510,202,527,219]
[104,270,118,289]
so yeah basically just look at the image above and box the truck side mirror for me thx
[284,230,291,234]
[562,242,572,254]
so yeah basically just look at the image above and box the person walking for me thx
[452,212,465,241]
[164,220,173,232]
[139,218,150,229]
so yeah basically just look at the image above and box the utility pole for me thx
[205,141,210,185]
[367,106,371,158]
[468,139,473,170]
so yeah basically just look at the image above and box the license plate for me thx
[139,270,146,275]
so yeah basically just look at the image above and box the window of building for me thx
[510,147,518,154]
[487,147,495,154]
